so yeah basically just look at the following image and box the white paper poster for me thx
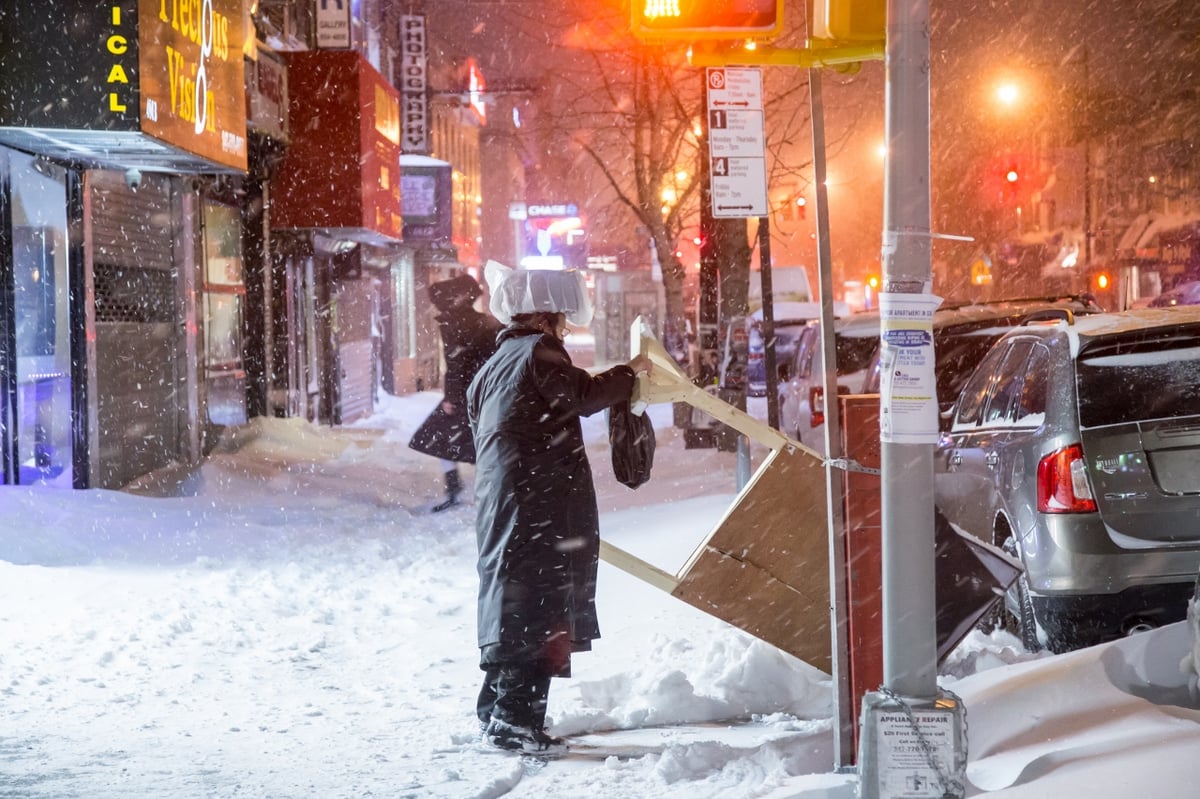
[879,293,943,444]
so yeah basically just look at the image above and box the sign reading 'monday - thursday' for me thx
[706,66,768,219]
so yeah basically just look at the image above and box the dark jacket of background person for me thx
[467,323,636,672]
[409,280,501,464]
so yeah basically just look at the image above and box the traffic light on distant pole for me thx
[631,0,783,41]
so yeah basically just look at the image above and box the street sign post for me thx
[705,67,768,219]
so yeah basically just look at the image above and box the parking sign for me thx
[706,67,768,218]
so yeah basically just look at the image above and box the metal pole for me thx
[859,3,966,795]
[758,215,780,430]
[809,67,853,770]
[1082,45,1093,268]
[880,0,936,704]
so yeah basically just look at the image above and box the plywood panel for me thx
[671,445,832,671]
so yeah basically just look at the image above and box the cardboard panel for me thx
[672,445,832,671]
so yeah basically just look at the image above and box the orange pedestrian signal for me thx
[631,0,783,41]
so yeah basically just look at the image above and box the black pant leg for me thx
[492,663,552,730]
[476,666,500,727]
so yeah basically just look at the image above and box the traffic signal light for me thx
[795,195,807,220]
[811,0,886,42]
[631,0,783,42]
[1002,164,1021,199]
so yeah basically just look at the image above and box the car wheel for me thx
[1002,537,1043,653]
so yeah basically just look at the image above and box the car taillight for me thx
[1037,444,1097,513]
[810,386,825,427]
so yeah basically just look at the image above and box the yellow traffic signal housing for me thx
[810,0,885,42]
[632,0,784,42]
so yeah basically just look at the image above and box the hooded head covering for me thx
[428,274,483,313]
[484,260,594,327]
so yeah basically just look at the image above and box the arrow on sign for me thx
[711,101,752,107]
[716,204,756,211]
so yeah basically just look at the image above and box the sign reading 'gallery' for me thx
[0,0,248,172]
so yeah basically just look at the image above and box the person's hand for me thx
[627,354,653,376]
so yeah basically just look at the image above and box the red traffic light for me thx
[1005,167,1020,183]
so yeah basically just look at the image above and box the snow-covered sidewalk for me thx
[2,392,1199,798]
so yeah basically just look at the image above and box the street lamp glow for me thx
[995,82,1020,107]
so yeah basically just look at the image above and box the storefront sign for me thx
[528,203,579,218]
[246,48,288,141]
[466,58,487,126]
[316,0,352,49]
[400,161,452,243]
[400,15,429,154]
[138,0,247,169]
[0,0,248,172]
[273,51,402,242]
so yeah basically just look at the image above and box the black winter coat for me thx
[467,325,636,667]
[409,305,501,463]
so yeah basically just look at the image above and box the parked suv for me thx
[861,295,1105,428]
[936,306,1200,652]
[782,295,1104,453]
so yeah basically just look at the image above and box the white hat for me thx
[484,260,594,326]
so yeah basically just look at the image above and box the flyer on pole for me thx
[878,293,943,444]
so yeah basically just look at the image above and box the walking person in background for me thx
[467,261,653,755]
[409,274,501,513]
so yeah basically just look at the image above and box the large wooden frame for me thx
[600,320,833,671]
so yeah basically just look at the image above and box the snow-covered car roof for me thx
[750,300,850,324]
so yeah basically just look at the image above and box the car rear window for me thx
[836,333,879,375]
[1076,333,1200,427]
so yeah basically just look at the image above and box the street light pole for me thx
[1082,45,1093,267]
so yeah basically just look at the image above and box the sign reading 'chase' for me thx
[0,0,247,172]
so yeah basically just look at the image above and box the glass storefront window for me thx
[3,149,73,485]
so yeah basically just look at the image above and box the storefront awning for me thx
[0,129,242,174]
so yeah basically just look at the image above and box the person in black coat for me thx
[408,275,501,512]
[467,262,652,754]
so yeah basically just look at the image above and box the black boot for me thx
[431,468,462,513]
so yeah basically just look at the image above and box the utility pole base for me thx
[856,688,967,798]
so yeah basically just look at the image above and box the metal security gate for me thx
[89,170,187,489]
